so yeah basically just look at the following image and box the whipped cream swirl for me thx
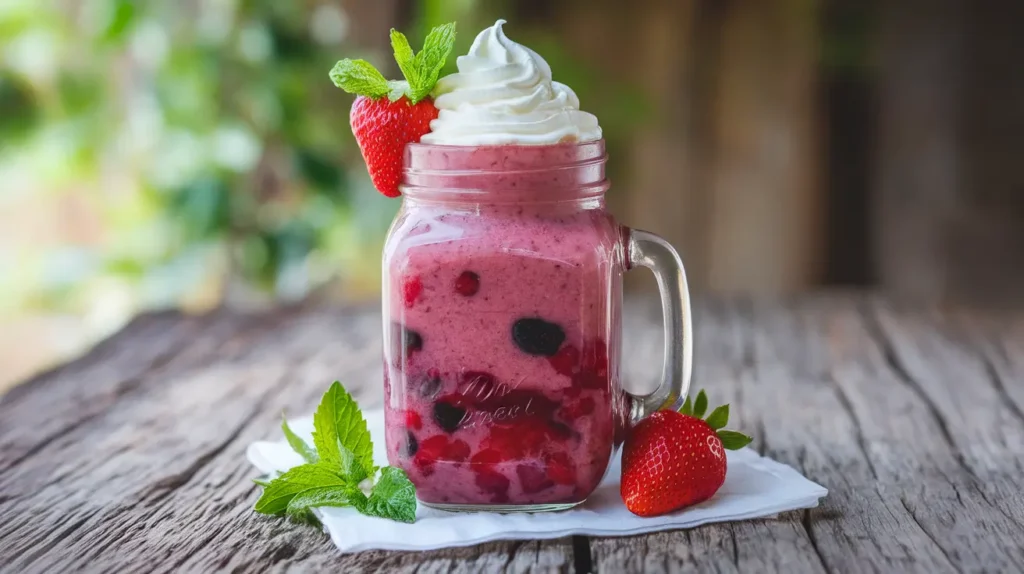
[419,20,602,146]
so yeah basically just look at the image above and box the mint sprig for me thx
[330,22,456,104]
[311,381,375,479]
[679,389,753,450]
[282,417,318,464]
[360,466,417,521]
[254,381,417,525]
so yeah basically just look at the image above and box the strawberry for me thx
[620,390,753,517]
[329,23,456,197]
[403,409,422,431]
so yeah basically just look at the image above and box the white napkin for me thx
[247,410,827,553]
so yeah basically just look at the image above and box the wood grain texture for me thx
[2,295,1023,573]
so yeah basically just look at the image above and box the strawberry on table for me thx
[620,390,753,517]
[329,23,456,198]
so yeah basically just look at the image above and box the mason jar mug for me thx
[382,140,692,512]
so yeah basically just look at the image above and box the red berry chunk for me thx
[413,434,470,474]
[444,439,470,462]
[516,463,555,494]
[416,435,448,461]
[474,468,511,502]
[454,271,480,296]
[402,276,423,308]
[470,448,505,467]
[404,409,423,430]
[484,416,568,460]
[559,396,595,421]
[545,452,576,485]
[549,344,580,377]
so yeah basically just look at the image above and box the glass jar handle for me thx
[624,228,693,423]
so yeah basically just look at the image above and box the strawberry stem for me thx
[677,388,753,450]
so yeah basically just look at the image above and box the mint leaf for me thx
[285,482,366,525]
[338,443,370,483]
[693,390,708,419]
[705,404,730,430]
[254,463,348,515]
[282,416,318,464]
[311,382,375,479]
[254,382,418,527]
[288,506,322,528]
[717,430,753,450]
[329,59,389,98]
[358,467,417,523]
[288,484,365,513]
[386,80,410,103]
[411,22,456,103]
[390,29,419,91]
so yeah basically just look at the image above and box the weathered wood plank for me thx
[592,295,1024,573]
[761,294,1024,572]
[2,296,1023,573]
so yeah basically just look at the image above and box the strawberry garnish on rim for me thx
[329,23,456,197]
[620,389,753,517]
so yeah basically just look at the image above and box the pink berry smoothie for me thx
[382,142,627,508]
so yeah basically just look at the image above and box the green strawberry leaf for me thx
[693,390,708,419]
[282,416,318,464]
[717,430,754,450]
[357,467,417,523]
[311,382,375,480]
[705,404,730,430]
[329,59,389,99]
[679,395,693,416]
[254,463,349,516]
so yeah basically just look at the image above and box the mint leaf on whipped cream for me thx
[412,22,456,102]
[389,23,455,104]
[331,22,455,105]
[253,381,419,526]
[389,30,420,91]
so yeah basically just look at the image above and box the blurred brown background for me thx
[2,0,1023,389]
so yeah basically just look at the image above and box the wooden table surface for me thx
[2,294,1024,573]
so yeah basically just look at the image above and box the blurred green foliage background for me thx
[0,0,646,386]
